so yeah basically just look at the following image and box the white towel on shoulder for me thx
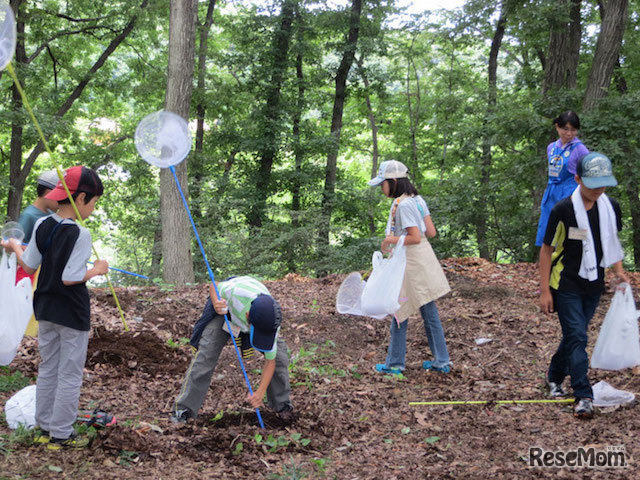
[571,187,623,281]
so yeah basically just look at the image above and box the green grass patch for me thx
[0,367,32,393]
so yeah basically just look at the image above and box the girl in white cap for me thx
[369,161,452,375]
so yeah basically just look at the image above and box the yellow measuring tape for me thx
[410,399,575,406]
[6,61,129,331]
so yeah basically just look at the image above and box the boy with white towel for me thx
[539,152,629,419]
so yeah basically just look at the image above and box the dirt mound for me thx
[87,326,189,376]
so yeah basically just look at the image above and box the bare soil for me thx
[1,258,638,479]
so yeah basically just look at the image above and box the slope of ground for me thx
[1,258,638,479]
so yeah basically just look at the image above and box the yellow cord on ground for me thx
[409,399,575,406]
[6,61,129,331]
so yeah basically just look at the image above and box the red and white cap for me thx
[45,166,101,201]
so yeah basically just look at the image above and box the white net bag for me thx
[0,1,16,71]
[134,110,192,168]
[592,380,635,408]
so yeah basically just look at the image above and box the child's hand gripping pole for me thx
[5,62,128,331]
[168,166,265,429]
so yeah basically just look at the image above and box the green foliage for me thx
[117,450,139,467]
[0,368,32,393]
[166,337,190,349]
[2,0,639,281]
[256,432,311,454]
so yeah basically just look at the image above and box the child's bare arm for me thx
[539,244,554,314]
[62,259,108,285]
[1,239,36,274]
[246,358,276,409]
[423,215,437,238]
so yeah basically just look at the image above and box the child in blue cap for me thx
[539,152,629,418]
[172,276,293,423]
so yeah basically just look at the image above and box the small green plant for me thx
[232,442,243,456]
[210,410,224,422]
[257,432,310,453]
[166,337,190,349]
[118,450,139,466]
[310,299,320,313]
[267,457,310,480]
[0,367,32,392]
[311,457,330,477]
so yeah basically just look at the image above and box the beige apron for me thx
[394,237,450,323]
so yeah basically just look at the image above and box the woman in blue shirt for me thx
[535,111,589,247]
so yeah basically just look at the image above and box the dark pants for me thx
[547,290,600,399]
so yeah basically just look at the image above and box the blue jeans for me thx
[385,301,450,370]
[548,290,600,399]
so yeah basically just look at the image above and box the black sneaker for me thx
[276,405,295,424]
[47,432,91,450]
[574,398,594,419]
[546,377,567,397]
[170,408,193,424]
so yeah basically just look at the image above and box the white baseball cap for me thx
[37,169,60,190]
[368,160,408,186]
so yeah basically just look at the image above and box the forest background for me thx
[1,0,639,286]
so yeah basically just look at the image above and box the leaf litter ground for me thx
[1,258,639,479]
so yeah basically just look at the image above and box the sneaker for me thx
[574,398,594,419]
[422,361,451,374]
[33,428,50,444]
[170,408,193,424]
[546,377,567,397]
[47,432,91,450]
[77,409,117,428]
[276,405,295,424]
[374,364,402,376]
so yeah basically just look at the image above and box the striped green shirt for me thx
[218,276,277,359]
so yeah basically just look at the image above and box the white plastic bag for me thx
[592,380,635,407]
[0,250,33,365]
[360,235,407,318]
[591,283,640,370]
[336,271,386,320]
[4,384,36,429]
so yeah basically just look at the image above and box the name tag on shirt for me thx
[568,227,588,241]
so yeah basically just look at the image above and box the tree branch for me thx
[18,0,149,187]
[26,26,117,63]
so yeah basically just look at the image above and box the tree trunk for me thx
[191,0,217,222]
[7,1,148,219]
[318,0,362,252]
[583,0,628,111]
[291,50,304,231]
[476,1,509,261]
[355,55,378,235]
[247,0,296,229]
[355,56,378,178]
[624,178,640,269]
[542,0,581,94]
[7,0,26,220]
[160,0,197,285]
[405,38,420,173]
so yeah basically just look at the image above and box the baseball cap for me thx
[248,294,282,352]
[37,170,60,190]
[577,152,618,189]
[45,166,103,201]
[368,160,408,186]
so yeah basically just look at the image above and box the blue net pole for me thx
[169,165,265,429]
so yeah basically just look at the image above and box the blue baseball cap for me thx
[248,294,282,352]
[577,152,617,189]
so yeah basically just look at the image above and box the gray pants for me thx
[175,315,292,416]
[36,321,89,439]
